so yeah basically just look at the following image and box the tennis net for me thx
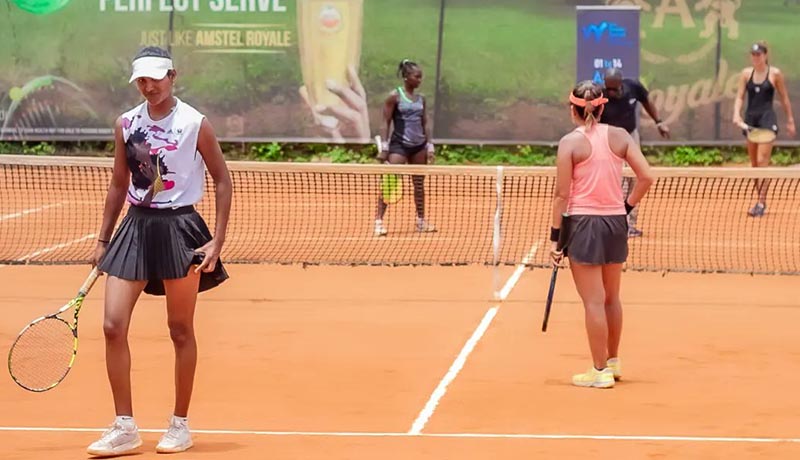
[1,155,798,275]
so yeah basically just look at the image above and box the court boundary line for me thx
[407,306,498,435]
[408,242,539,435]
[497,242,541,300]
[15,233,96,262]
[0,203,64,222]
[0,427,797,444]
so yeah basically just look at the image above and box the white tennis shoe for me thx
[416,217,436,233]
[87,418,142,456]
[374,219,388,236]
[156,416,194,453]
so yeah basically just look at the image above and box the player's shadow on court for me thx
[542,378,658,387]
[542,354,660,386]
[78,441,243,458]
[185,441,244,454]
[83,453,143,459]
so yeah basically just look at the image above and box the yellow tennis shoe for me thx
[607,357,622,381]
[572,366,615,388]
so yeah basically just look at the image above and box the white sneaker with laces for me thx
[87,418,142,456]
[374,219,388,236]
[416,217,436,233]
[156,416,194,454]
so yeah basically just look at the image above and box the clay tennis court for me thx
[1,158,799,459]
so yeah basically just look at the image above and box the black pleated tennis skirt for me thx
[98,205,228,296]
[565,215,628,265]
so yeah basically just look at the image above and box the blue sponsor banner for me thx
[576,6,640,84]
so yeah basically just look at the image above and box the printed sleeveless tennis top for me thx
[120,98,206,209]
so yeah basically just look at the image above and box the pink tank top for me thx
[567,124,625,216]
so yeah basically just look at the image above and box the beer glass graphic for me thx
[297,0,364,129]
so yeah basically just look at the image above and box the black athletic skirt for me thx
[565,215,628,265]
[744,109,779,135]
[389,139,426,156]
[98,205,229,296]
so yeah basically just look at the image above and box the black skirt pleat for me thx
[98,205,228,296]
[565,215,629,265]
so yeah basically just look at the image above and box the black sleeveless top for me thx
[745,67,775,115]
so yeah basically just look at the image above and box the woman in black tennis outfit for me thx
[733,41,796,217]
[374,59,436,236]
[87,46,232,456]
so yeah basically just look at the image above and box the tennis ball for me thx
[8,87,24,102]
[12,0,71,15]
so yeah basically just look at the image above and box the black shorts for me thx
[388,140,426,156]
[744,110,779,135]
[98,205,229,296]
[565,215,628,265]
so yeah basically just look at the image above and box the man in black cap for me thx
[600,68,669,237]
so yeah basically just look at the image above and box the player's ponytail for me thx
[569,80,606,130]
[397,59,418,79]
[583,89,596,129]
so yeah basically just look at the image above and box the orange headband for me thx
[569,93,609,107]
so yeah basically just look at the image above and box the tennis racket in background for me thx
[375,135,403,204]
[745,127,776,144]
[374,134,383,155]
[542,214,571,333]
[1,75,99,141]
[8,267,101,392]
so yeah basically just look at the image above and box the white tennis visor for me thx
[129,57,174,83]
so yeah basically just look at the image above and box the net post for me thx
[492,166,504,301]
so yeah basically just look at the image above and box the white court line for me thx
[15,234,96,262]
[497,242,541,301]
[0,203,64,222]
[0,427,797,444]
[265,236,463,242]
[408,307,499,435]
[408,242,539,435]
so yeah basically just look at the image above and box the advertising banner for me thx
[1,1,798,144]
[576,5,640,83]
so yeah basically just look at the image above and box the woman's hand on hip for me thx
[194,238,222,273]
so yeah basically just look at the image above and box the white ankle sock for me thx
[115,416,135,427]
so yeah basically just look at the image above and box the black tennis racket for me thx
[8,267,101,392]
[542,214,571,332]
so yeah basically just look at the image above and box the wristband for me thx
[98,239,110,244]
[624,201,635,215]
[549,227,560,242]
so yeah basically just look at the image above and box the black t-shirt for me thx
[599,79,649,133]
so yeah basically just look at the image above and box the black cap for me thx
[751,43,767,54]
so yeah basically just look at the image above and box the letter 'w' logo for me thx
[582,21,629,45]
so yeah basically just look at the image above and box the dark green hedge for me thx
[2,141,800,167]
